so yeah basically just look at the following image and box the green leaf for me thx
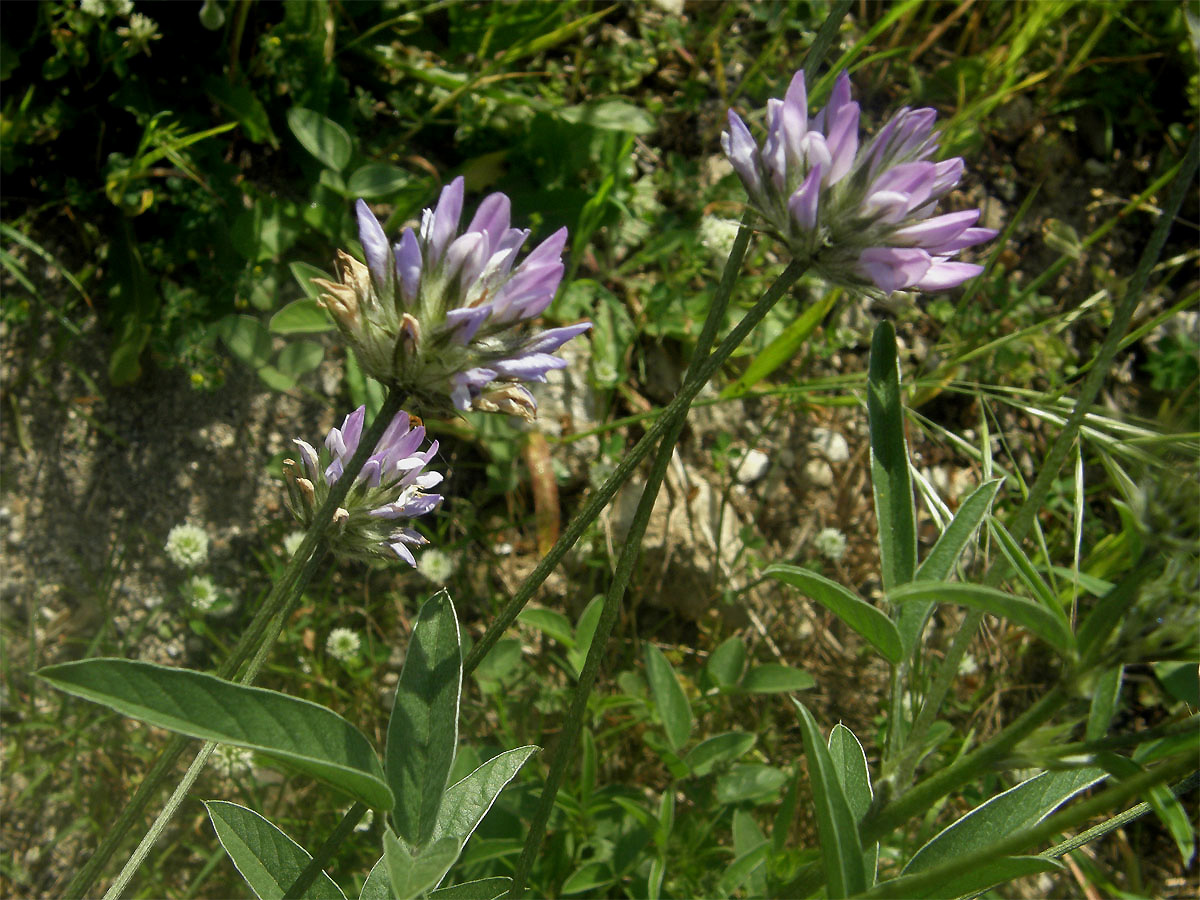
[557,100,656,133]
[1086,665,1123,741]
[429,877,512,900]
[38,659,392,809]
[767,565,903,664]
[347,163,414,198]
[903,767,1106,875]
[257,364,297,392]
[1154,660,1200,706]
[430,746,539,849]
[793,700,867,896]
[383,830,459,900]
[988,517,1069,629]
[204,801,345,900]
[729,809,768,897]
[387,591,463,847]
[705,636,746,689]
[276,340,324,378]
[878,855,1063,899]
[567,595,603,679]
[684,731,756,778]
[644,644,693,752]
[721,289,839,398]
[888,582,1074,655]
[271,299,333,335]
[904,479,1003,653]
[288,108,353,172]
[715,764,788,805]
[1076,564,1155,661]
[219,314,274,367]
[561,861,613,895]
[739,664,816,694]
[867,321,917,591]
[517,606,575,647]
[1103,753,1195,866]
[828,724,872,823]
[359,858,390,900]
[717,843,770,898]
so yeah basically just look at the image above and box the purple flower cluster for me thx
[284,406,443,564]
[316,177,590,420]
[722,70,996,294]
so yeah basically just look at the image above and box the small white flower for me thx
[210,744,254,779]
[354,809,375,833]
[165,523,209,568]
[183,576,220,614]
[282,531,306,557]
[814,527,847,562]
[698,215,741,264]
[416,549,454,584]
[79,0,107,16]
[958,654,979,677]
[326,627,362,663]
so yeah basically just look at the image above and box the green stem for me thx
[283,803,369,900]
[896,132,1199,784]
[70,390,408,900]
[507,256,807,898]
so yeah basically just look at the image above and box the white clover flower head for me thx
[282,531,306,557]
[210,744,254,779]
[116,12,160,53]
[283,406,443,564]
[165,523,210,568]
[79,0,107,16]
[698,215,741,263]
[958,653,979,676]
[814,526,847,562]
[314,178,591,420]
[722,70,997,296]
[183,576,220,614]
[326,627,362,663]
[416,548,454,584]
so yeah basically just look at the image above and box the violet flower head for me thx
[721,70,997,295]
[283,406,443,565]
[315,177,591,420]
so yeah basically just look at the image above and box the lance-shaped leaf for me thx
[875,855,1063,899]
[387,591,463,848]
[430,746,539,849]
[361,860,510,900]
[38,659,392,809]
[204,801,346,900]
[829,724,877,885]
[888,582,1074,655]
[383,830,460,900]
[644,644,693,751]
[793,699,867,896]
[685,732,756,778]
[768,565,903,664]
[868,320,917,591]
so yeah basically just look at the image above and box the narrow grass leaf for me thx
[38,659,391,809]
[867,321,917,591]
[644,644,693,751]
[1103,753,1195,866]
[793,699,867,896]
[1076,563,1156,661]
[888,582,1074,655]
[684,731,756,778]
[988,517,1068,628]
[382,830,459,900]
[720,289,839,398]
[903,767,1106,875]
[874,855,1063,899]
[430,746,539,849]
[204,801,345,900]
[768,565,903,664]
[739,664,816,694]
[387,591,463,847]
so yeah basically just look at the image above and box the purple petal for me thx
[443,232,488,287]
[780,71,809,163]
[522,227,568,269]
[857,247,932,294]
[788,163,822,231]
[375,411,412,455]
[490,353,569,381]
[395,229,422,306]
[467,193,511,246]
[355,200,392,291]
[891,209,979,248]
[292,439,319,478]
[823,101,859,186]
[924,227,998,256]
[427,177,464,268]
[722,111,763,195]
[762,98,787,188]
[814,70,852,133]
[444,305,493,344]
[916,261,984,291]
[490,261,564,321]
[388,541,417,566]
[520,322,592,354]
[340,406,365,458]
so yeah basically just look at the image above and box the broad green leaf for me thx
[684,731,756,778]
[39,659,392,809]
[288,108,353,171]
[204,801,345,900]
[557,100,656,133]
[288,261,334,303]
[768,565,903,664]
[715,764,788,805]
[829,724,878,884]
[1154,660,1200,706]
[730,809,768,897]
[721,288,839,398]
[383,830,459,900]
[877,855,1063,899]
[705,636,746,689]
[793,699,867,897]
[567,594,604,679]
[889,582,1074,655]
[561,861,613,895]
[430,746,539,849]
[271,303,330,339]
[276,340,324,378]
[347,163,414,198]
[717,843,769,898]
[517,606,574,647]
[359,858,391,900]
[903,479,1003,653]
[867,321,917,591]
[430,877,512,900]
[903,767,1106,875]
[644,644,692,752]
[219,314,273,367]
[739,664,816,694]
[257,364,297,392]
[387,591,463,847]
